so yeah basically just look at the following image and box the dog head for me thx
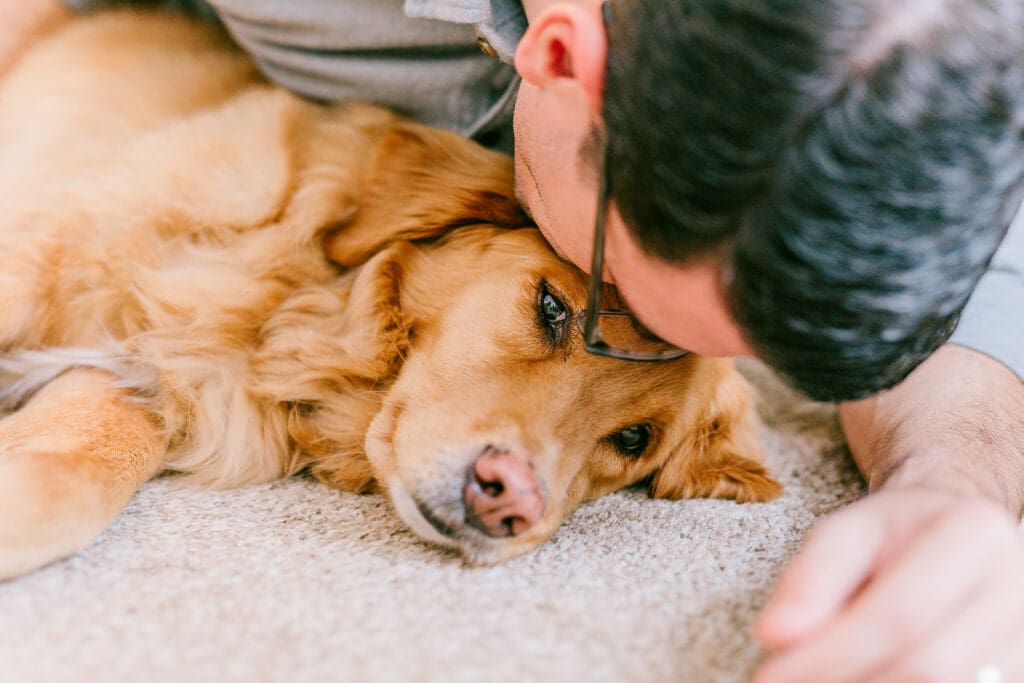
[363,227,780,564]
[260,117,781,564]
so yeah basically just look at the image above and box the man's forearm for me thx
[839,344,1024,517]
[0,0,70,76]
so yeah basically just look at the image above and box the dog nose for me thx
[463,447,545,538]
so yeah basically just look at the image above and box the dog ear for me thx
[251,241,412,394]
[649,365,782,503]
[250,242,416,493]
[324,123,530,268]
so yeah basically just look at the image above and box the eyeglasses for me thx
[576,143,691,361]
[577,7,690,363]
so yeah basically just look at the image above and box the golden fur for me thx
[0,12,780,578]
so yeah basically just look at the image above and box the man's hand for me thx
[754,488,1024,682]
[0,0,70,77]
[754,344,1024,682]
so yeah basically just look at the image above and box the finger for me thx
[866,553,1024,683]
[755,504,886,650]
[754,503,1011,683]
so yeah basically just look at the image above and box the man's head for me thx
[513,0,1024,401]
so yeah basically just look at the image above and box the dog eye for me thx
[536,282,569,343]
[541,292,567,325]
[612,425,650,457]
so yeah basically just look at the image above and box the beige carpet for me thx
[0,362,865,683]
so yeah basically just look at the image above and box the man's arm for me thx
[753,344,1024,683]
[0,0,70,77]
[840,343,1024,513]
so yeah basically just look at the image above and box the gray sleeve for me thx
[404,0,527,65]
[948,200,1024,380]
[207,0,519,150]
[62,0,218,19]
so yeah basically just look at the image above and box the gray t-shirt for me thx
[949,202,1024,380]
[62,0,1024,381]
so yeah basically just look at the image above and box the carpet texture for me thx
[0,362,865,683]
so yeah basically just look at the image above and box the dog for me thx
[0,11,781,579]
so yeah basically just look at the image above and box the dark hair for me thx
[601,0,1024,401]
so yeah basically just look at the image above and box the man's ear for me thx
[514,2,608,110]
[649,364,782,503]
[324,123,530,269]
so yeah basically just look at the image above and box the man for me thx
[513,4,1024,683]
[4,1,1023,681]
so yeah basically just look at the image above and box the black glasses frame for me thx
[577,2,690,362]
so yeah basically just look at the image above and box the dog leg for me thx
[0,368,165,580]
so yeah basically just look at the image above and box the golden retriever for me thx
[0,11,780,579]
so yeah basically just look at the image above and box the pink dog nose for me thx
[463,447,545,538]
